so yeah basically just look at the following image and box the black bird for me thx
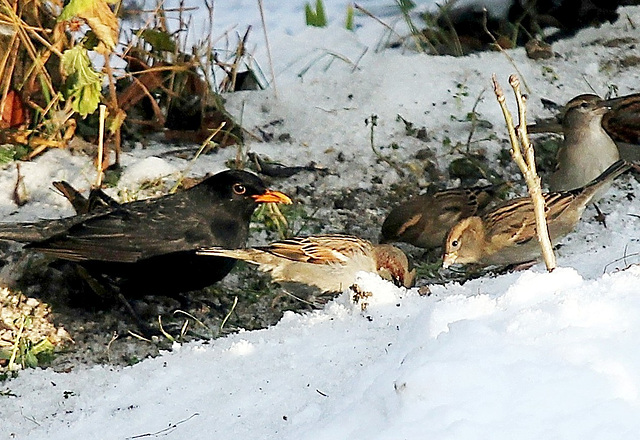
[0,169,291,297]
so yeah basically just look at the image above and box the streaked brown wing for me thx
[260,235,369,265]
[484,191,577,246]
[484,197,532,244]
[543,192,576,222]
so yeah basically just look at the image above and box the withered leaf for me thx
[59,0,118,52]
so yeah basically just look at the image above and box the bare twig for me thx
[465,88,486,153]
[170,121,226,193]
[220,296,238,331]
[96,105,107,188]
[492,74,556,271]
[103,55,121,165]
[353,3,398,34]
[366,114,405,177]
[8,316,25,371]
[105,331,118,364]
[483,11,531,94]
[257,0,277,97]
[127,413,200,439]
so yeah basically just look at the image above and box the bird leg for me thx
[72,265,155,337]
[116,293,155,338]
[593,203,607,228]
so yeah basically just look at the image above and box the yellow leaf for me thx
[59,0,118,52]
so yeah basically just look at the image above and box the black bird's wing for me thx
[25,192,235,263]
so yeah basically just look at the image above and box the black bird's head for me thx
[203,169,292,211]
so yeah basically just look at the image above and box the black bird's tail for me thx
[0,216,84,243]
[53,181,120,214]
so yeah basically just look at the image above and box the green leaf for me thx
[0,146,16,165]
[61,46,103,117]
[345,4,354,31]
[139,29,176,52]
[58,0,93,21]
[315,0,327,26]
[24,350,38,369]
[396,0,416,14]
[30,338,55,357]
[305,0,327,27]
[0,145,30,165]
[305,3,315,26]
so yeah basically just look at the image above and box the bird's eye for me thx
[233,183,246,195]
[451,240,459,248]
[580,102,589,109]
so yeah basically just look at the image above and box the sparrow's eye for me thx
[580,101,590,109]
[232,183,246,195]
[451,240,459,248]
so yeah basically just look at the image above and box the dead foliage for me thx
[0,0,257,167]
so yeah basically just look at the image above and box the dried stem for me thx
[103,54,121,165]
[170,121,227,193]
[482,11,531,94]
[465,88,486,153]
[492,74,556,272]
[257,0,277,97]
[96,105,107,188]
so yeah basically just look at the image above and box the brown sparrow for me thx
[548,94,620,192]
[530,93,640,144]
[601,93,640,162]
[197,234,416,293]
[443,160,631,268]
[380,184,503,249]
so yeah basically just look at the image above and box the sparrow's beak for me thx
[595,101,613,111]
[597,96,630,110]
[442,253,456,269]
[253,190,292,204]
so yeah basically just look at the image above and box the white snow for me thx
[3,1,640,439]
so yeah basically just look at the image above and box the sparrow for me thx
[548,94,620,192]
[443,160,631,268]
[0,169,292,296]
[380,184,504,249]
[601,93,640,162]
[530,93,640,146]
[197,234,416,294]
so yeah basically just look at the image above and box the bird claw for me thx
[593,203,607,228]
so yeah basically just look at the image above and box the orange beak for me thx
[252,190,292,205]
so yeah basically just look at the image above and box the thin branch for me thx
[492,74,556,271]
[96,105,107,188]
[465,88,485,153]
[483,10,531,94]
[257,0,277,97]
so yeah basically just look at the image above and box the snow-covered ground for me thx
[3,1,640,438]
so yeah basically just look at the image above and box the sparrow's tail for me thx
[570,159,633,206]
[586,159,632,187]
[196,247,264,264]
